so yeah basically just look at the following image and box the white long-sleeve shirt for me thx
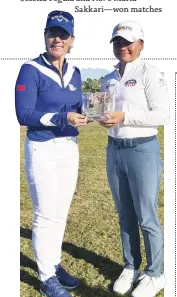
[101,57,170,138]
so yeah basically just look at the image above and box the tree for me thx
[82,77,104,93]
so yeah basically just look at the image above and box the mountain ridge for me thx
[80,68,110,81]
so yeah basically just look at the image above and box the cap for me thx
[110,20,144,43]
[44,10,74,35]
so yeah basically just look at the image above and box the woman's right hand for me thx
[67,112,88,127]
[98,112,125,128]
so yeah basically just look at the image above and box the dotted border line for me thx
[1,57,177,61]
[175,72,177,297]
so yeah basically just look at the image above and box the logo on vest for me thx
[69,84,77,91]
[125,79,137,87]
[105,83,115,89]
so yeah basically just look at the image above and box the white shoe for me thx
[113,268,142,295]
[131,273,167,297]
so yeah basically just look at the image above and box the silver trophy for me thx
[82,92,115,120]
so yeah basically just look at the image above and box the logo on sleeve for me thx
[125,79,137,87]
[159,78,166,87]
[16,84,26,91]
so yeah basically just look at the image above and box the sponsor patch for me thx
[16,84,26,91]
[69,84,77,91]
[51,15,69,22]
[159,78,166,87]
[117,26,132,32]
[125,79,137,87]
[105,83,115,89]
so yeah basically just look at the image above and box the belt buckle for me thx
[112,138,122,148]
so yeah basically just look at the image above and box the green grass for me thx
[20,124,164,297]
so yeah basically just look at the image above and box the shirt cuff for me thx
[50,112,68,129]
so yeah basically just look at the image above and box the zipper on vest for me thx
[57,70,64,88]
[42,54,65,87]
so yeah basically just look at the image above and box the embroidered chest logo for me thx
[69,84,77,91]
[125,79,137,87]
[105,83,115,89]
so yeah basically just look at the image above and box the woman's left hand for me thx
[99,112,125,128]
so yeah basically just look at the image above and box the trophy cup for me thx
[82,92,115,121]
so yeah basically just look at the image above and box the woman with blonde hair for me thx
[16,10,87,297]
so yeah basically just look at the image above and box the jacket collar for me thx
[41,53,68,75]
[114,56,142,76]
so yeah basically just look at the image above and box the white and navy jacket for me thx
[15,53,82,141]
[101,57,170,139]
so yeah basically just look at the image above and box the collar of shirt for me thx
[114,56,142,78]
[40,52,68,76]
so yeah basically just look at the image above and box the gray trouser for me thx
[106,136,163,277]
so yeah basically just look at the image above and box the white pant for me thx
[24,136,79,281]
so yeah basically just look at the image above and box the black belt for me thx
[108,135,156,148]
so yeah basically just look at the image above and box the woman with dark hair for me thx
[100,20,169,297]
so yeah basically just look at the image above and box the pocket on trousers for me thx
[106,143,113,155]
[134,139,157,153]
[72,136,78,144]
